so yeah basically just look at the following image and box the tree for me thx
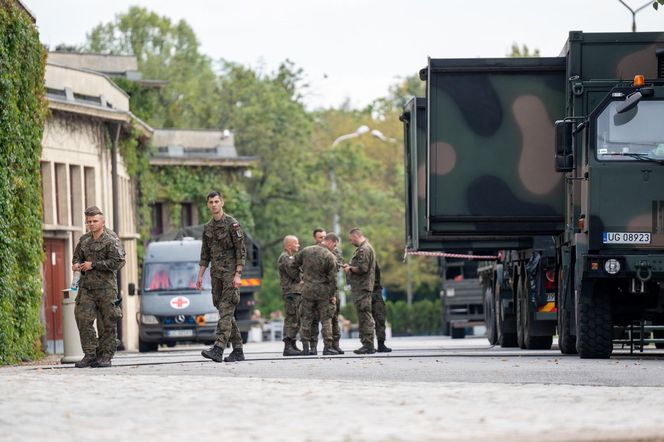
[84,6,220,129]
[509,43,540,57]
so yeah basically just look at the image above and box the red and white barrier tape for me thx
[404,250,500,260]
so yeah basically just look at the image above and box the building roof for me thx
[48,52,139,77]
[150,129,254,168]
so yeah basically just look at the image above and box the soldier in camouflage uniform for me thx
[310,228,345,355]
[198,191,247,363]
[372,261,392,353]
[344,228,376,354]
[278,235,303,356]
[293,233,340,356]
[72,206,126,368]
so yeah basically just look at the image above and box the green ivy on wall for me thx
[0,0,47,365]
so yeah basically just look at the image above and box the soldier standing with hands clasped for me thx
[72,206,126,368]
[278,235,304,356]
[199,191,247,363]
[344,228,376,354]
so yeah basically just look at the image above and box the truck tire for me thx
[576,289,613,359]
[496,296,518,348]
[451,327,466,339]
[484,285,498,345]
[517,276,553,350]
[139,338,158,353]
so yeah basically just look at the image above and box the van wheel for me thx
[138,339,158,353]
[484,284,498,345]
[451,327,466,339]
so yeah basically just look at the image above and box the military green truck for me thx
[403,31,664,358]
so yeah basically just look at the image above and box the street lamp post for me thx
[617,0,651,32]
[329,125,396,307]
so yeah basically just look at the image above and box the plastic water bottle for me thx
[70,271,81,292]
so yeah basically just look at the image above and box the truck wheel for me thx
[576,288,613,359]
[138,339,158,353]
[557,265,577,354]
[484,285,498,345]
[496,295,518,348]
[517,277,553,350]
[451,327,466,339]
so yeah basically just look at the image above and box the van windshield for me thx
[596,100,664,160]
[144,262,211,292]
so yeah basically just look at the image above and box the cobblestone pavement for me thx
[3,337,664,442]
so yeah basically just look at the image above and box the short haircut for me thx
[312,228,325,237]
[283,235,298,247]
[84,206,103,217]
[324,233,340,243]
[207,191,223,200]
[349,227,362,236]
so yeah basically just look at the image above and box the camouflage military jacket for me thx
[73,227,126,290]
[373,260,382,291]
[292,244,337,298]
[348,240,375,292]
[199,214,246,279]
[331,246,344,269]
[278,251,303,295]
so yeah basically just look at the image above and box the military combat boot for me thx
[74,353,97,368]
[353,345,376,355]
[377,341,392,353]
[302,341,310,355]
[309,341,318,356]
[333,341,344,354]
[93,355,112,368]
[201,345,225,362]
[223,348,245,362]
[283,338,302,357]
[322,346,339,356]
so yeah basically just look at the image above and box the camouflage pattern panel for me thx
[403,98,534,252]
[426,57,566,242]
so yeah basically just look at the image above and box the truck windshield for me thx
[596,100,664,161]
[144,262,211,292]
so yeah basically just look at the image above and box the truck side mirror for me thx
[128,282,136,296]
[554,120,574,172]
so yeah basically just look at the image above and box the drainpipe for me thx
[111,123,124,350]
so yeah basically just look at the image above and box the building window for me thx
[181,203,193,227]
[151,203,163,236]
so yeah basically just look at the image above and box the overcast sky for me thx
[25,0,664,109]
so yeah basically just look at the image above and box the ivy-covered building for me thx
[148,129,254,238]
[40,59,151,353]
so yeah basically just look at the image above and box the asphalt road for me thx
[3,336,664,441]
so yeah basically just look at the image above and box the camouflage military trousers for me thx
[353,290,375,347]
[282,293,301,341]
[310,293,340,346]
[299,296,335,346]
[372,289,386,341]
[74,287,120,358]
[211,275,243,350]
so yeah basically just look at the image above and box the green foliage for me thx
[84,6,220,129]
[0,1,47,364]
[509,43,540,57]
[654,0,664,10]
[386,300,442,336]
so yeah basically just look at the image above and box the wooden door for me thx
[43,238,66,353]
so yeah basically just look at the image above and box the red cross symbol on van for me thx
[170,296,190,309]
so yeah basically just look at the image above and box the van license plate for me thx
[603,232,651,244]
[166,329,194,337]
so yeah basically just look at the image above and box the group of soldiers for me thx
[278,228,392,356]
[72,190,390,368]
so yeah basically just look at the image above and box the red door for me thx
[43,238,66,353]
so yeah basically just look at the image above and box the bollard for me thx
[61,289,84,363]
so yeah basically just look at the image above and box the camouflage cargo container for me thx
[404,31,664,358]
